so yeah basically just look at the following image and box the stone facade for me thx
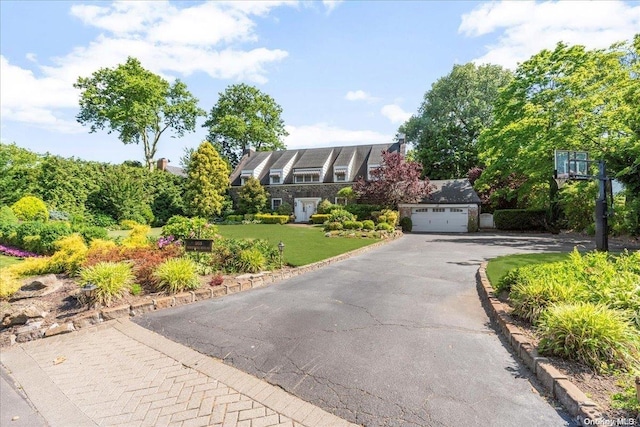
[229,182,352,210]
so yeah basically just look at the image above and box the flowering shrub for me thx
[0,244,41,258]
[157,235,181,249]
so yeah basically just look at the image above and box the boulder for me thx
[11,274,64,300]
[2,301,49,327]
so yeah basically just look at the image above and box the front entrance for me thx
[294,198,321,222]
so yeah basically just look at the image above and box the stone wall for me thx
[229,183,352,209]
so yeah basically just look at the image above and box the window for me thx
[240,177,248,185]
[335,171,346,182]
[432,208,445,213]
[270,174,281,184]
[414,208,428,213]
[450,208,463,212]
[335,197,347,206]
[271,198,282,210]
[295,174,320,183]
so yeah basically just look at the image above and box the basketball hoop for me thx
[554,177,569,188]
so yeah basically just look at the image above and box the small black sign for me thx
[184,239,214,252]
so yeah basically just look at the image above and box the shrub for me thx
[0,270,22,299]
[255,213,289,224]
[276,202,292,216]
[343,221,363,230]
[154,258,200,293]
[73,225,108,244]
[120,219,139,230]
[49,210,70,221]
[130,283,143,296]
[89,213,117,228]
[344,204,382,221]
[225,214,244,223]
[6,257,56,277]
[375,223,394,232]
[399,217,412,232]
[48,234,88,275]
[162,215,218,241]
[209,238,278,273]
[11,196,49,222]
[122,224,151,248]
[310,214,331,224]
[378,209,399,226]
[362,220,375,231]
[493,209,548,231]
[324,221,343,231]
[238,248,266,273]
[14,221,72,254]
[209,274,224,287]
[328,209,356,223]
[317,199,334,214]
[87,239,118,256]
[0,206,19,240]
[237,177,267,214]
[80,262,135,306]
[537,303,640,372]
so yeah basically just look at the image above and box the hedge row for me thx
[254,214,289,224]
[493,209,548,231]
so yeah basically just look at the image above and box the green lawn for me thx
[216,224,379,266]
[108,227,163,239]
[486,252,571,285]
[0,254,24,269]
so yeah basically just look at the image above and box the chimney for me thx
[157,158,168,171]
[396,133,406,156]
[242,145,253,157]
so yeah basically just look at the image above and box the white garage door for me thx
[411,207,468,233]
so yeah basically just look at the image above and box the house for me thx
[156,158,186,177]
[398,179,481,232]
[229,141,403,222]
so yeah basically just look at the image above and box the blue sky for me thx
[1,0,639,166]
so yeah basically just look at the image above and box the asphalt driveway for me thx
[135,233,603,426]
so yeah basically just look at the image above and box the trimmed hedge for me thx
[493,209,548,231]
[310,214,331,224]
[344,204,383,221]
[255,213,289,224]
[400,217,412,232]
[225,214,243,222]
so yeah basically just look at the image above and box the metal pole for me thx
[595,160,608,252]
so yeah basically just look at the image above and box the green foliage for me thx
[537,303,639,372]
[5,257,57,278]
[0,206,19,239]
[310,214,330,224]
[72,225,108,244]
[493,209,547,231]
[403,63,512,179]
[11,196,48,222]
[612,371,640,413]
[557,181,597,232]
[343,221,363,230]
[362,220,375,231]
[238,248,266,273]
[130,283,143,296]
[276,202,292,216]
[153,257,200,293]
[324,222,343,231]
[149,171,186,226]
[328,209,356,223]
[317,199,334,214]
[378,209,399,226]
[203,83,288,167]
[399,217,412,232]
[80,261,134,306]
[375,222,394,232]
[0,143,40,206]
[336,186,356,203]
[122,224,151,248]
[344,204,383,221]
[75,57,205,170]
[89,213,117,228]
[237,177,268,214]
[13,221,73,255]
[225,215,244,223]
[48,234,88,275]
[255,213,289,224]
[476,40,638,209]
[161,216,218,240]
[185,141,230,218]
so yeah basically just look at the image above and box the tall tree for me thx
[237,177,268,214]
[75,57,205,170]
[203,84,288,168]
[0,143,40,205]
[403,63,512,179]
[185,141,230,218]
[476,40,637,209]
[353,151,432,208]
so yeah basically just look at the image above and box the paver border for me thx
[3,232,402,346]
[476,262,601,427]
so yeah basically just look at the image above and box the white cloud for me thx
[459,0,640,68]
[322,0,344,13]
[1,1,293,134]
[344,90,379,102]
[285,123,392,149]
[380,104,412,125]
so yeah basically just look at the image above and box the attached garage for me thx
[399,179,481,233]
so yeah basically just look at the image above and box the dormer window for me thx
[270,174,281,184]
[240,172,252,185]
[334,170,346,182]
[294,169,321,183]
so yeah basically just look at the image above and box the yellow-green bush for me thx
[238,248,266,273]
[378,209,399,226]
[0,270,23,299]
[153,258,200,294]
[310,214,330,224]
[122,224,151,248]
[255,213,289,224]
[6,257,57,277]
[11,196,49,222]
[48,234,88,275]
[88,238,118,255]
[79,261,134,306]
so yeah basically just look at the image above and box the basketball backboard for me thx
[554,150,590,180]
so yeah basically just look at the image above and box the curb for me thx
[476,262,601,426]
[3,231,403,346]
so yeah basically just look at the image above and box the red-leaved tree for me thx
[353,151,433,208]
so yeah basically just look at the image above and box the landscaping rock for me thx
[15,321,45,342]
[11,274,64,300]
[101,305,131,320]
[2,302,49,327]
[45,323,75,337]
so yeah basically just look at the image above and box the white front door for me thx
[294,198,320,222]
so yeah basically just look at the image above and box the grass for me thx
[0,254,25,269]
[216,224,379,267]
[486,252,571,286]
[108,227,162,239]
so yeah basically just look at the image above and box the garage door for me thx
[411,207,468,232]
